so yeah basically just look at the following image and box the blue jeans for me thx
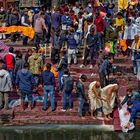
[78,98,85,117]
[43,85,55,110]
[97,32,104,51]
[58,70,64,90]
[77,32,83,46]
[8,69,14,85]
[62,91,72,109]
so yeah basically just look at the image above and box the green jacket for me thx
[105,26,118,43]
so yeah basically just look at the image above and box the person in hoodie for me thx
[0,59,12,110]
[16,63,36,110]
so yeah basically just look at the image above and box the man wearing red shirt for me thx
[4,47,15,85]
[94,10,106,51]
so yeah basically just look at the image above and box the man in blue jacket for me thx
[16,63,36,110]
[80,26,98,69]
[42,63,56,112]
[60,8,73,48]
[125,100,140,129]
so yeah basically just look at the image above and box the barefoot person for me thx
[101,84,118,121]
[88,81,102,120]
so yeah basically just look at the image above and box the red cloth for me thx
[94,15,106,32]
[4,53,15,70]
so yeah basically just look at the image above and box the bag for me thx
[62,76,73,92]
[105,41,114,54]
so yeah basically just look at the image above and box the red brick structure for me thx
[0,0,19,9]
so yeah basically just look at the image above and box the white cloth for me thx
[119,105,135,132]
[77,18,83,33]
[88,81,102,111]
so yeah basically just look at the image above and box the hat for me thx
[24,8,28,12]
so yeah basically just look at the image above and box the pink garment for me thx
[34,17,46,33]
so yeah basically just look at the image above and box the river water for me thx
[0,125,140,140]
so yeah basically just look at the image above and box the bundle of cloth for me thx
[0,26,35,39]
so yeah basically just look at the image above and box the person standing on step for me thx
[60,8,73,49]
[61,68,73,112]
[42,63,56,112]
[34,11,48,48]
[101,84,118,121]
[28,48,43,86]
[88,81,102,120]
[57,51,68,92]
[99,57,113,88]
[51,27,61,64]
[0,59,12,110]
[67,27,78,66]
[94,10,106,52]
[123,18,137,57]
[76,74,87,119]
[16,63,36,111]
[4,47,16,86]
[80,26,98,69]
[21,9,30,46]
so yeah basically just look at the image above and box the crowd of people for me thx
[0,0,140,132]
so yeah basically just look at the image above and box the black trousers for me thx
[99,72,108,88]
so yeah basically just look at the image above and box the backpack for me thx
[62,76,73,92]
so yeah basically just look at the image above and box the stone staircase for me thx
[0,44,138,129]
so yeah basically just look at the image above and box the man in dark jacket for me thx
[9,9,20,42]
[16,63,36,110]
[21,9,30,45]
[42,63,56,112]
[99,57,113,88]
[76,74,87,118]
[14,53,25,76]
[80,26,98,69]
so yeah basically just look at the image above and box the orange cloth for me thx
[0,26,35,39]
[43,66,58,78]
[120,39,127,52]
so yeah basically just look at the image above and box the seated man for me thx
[101,84,118,121]
[88,81,102,120]
[125,100,140,129]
